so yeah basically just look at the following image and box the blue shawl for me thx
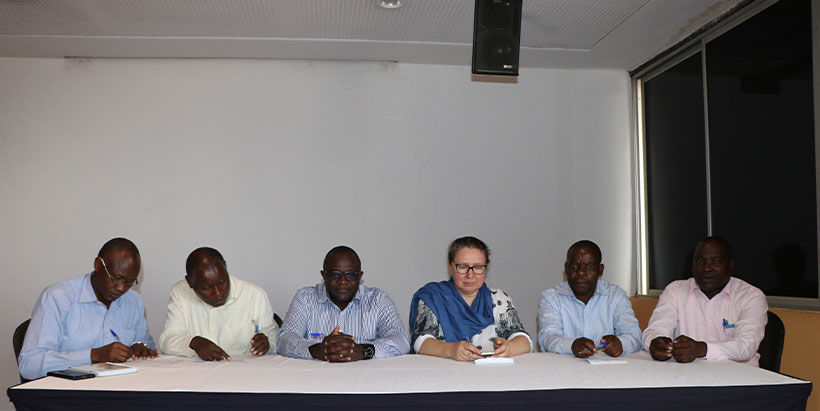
[409,279,494,342]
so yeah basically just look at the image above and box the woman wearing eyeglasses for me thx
[409,236,533,361]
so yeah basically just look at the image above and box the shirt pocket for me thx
[112,328,137,345]
[220,309,254,354]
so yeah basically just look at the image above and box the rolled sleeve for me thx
[611,289,642,354]
[537,289,576,354]
[371,292,411,359]
[277,289,316,359]
[19,288,93,379]
[642,286,680,350]
[158,285,197,357]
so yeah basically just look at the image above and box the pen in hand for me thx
[110,329,121,342]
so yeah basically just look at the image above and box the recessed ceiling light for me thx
[377,0,404,9]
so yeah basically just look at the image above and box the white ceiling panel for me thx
[0,0,745,70]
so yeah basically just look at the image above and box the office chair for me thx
[757,311,785,373]
[13,319,31,383]
[274,313,283,328]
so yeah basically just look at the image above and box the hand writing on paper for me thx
[250,333,269,356]
[190,336,231,361]
[91,342,134,363]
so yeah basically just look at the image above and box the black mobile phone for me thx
[47,369,96,380]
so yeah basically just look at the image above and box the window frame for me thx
[631,0,820,310]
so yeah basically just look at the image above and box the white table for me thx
[8,351,812,410]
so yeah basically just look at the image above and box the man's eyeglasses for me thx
[323,270,361,282]
[98,257,138,287]
[453,264,487,275]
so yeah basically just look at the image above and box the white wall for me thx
[0,57,633,406]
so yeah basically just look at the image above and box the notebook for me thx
[71,362,138,377]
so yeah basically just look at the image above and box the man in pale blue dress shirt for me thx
[538,240,641,358]
[19,238,157,380]
[277,245,410,361]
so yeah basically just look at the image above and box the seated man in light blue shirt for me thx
[277,245,410,361]
[538,240,641,358]
[19,238,157,380]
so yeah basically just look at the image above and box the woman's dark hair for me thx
[447,236,491,264]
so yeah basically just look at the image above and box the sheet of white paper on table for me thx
[585,356,627,365]
[474,357,515,365]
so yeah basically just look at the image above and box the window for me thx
[634,0,819,304]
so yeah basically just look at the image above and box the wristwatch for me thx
[362,344,375,360]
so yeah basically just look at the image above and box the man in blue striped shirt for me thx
[277,246,410,361]
[538,240,642,358]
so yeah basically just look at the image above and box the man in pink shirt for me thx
[642,237,768,366]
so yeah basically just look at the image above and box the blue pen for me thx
[255,324,259,334]
[723,319,735,329]
[110,329,121,342]
[595,341,608,351]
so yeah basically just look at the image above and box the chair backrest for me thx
[13,319,30,364]
[274,313,283,328]
[757,311,785,373]
[13,319,31,384]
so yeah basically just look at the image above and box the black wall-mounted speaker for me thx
[472,0,522,76]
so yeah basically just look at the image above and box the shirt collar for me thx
[80,273,100,303]
[557,279,609,298]
[558,280,609,296]
[688,277,734,299]
[81,272,128,308]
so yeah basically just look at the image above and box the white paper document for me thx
[585,356,627,365]
[474,357,515,365]
[71,362,138,377]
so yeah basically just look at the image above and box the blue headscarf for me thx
[409,279,494,343]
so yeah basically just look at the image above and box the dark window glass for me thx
[644,52,708,289]
[706,0,817,298]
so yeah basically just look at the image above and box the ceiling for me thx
[0,0,743,70]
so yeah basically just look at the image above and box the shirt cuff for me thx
[77,348,93,366]
[704,341,721,360]
[413,335,435,353]
[183,335,198,356]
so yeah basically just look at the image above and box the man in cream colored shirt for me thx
[159,247,278,360]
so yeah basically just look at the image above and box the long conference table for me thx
[8,351,812,410]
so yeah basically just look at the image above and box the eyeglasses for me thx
[98,257,138,287]
[453,263,487,275]
[323,270,361,282]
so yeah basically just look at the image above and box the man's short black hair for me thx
[186,247,226,276]
[566,240,602,262]
[323,246,361,270]
[98,237,140,262]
